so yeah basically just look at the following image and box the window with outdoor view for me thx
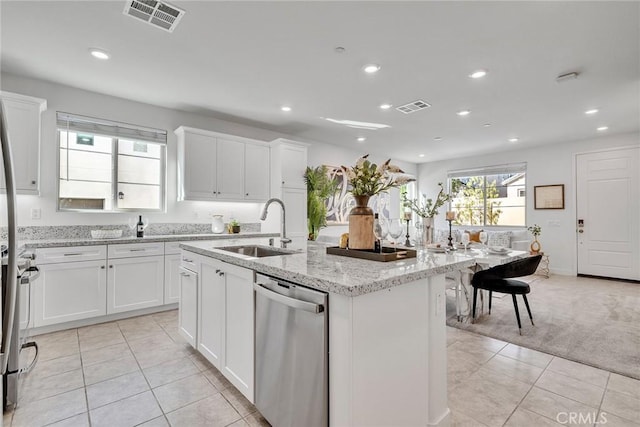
[57,112,166,212]
[447,164,526,227]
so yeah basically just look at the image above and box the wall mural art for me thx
[324,166,390,224]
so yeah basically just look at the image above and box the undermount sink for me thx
[218,245,292,258]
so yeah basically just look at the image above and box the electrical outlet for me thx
[30,208,41,220]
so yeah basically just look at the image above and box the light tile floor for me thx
[3,310,639,426]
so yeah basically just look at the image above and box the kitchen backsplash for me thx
[2,222,261,240]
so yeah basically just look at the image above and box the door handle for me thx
[254,283,324,314]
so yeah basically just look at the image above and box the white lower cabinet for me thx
[178,265,198,347]
[107,255,165,314]
[164,253,181,304]
[221,262,254,400]
[197,258,224,368]
[181,251,255,402]
[33,260,107,327]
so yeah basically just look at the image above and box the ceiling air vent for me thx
[396,100,432,114]
[123,0,185,33]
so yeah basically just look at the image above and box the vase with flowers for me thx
[402,182,451,246]
[527,224,542,254]
[343,155,412,249]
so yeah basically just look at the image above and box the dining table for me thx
[440,245,530,322]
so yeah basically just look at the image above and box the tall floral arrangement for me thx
[402,182,451,218]
[343,154,413,197]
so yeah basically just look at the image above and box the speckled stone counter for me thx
[22,232,279,249]
[180,241,477,297]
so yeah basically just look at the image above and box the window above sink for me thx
[57,112,167,212]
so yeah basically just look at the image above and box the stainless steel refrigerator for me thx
[0,99,39,411]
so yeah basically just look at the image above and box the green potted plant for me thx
[228,219,240,234]
[304,166,339,240]
[527,223,542,254]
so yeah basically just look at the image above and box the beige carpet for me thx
[446,274,640,380]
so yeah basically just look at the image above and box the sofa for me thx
[434,228,530,251]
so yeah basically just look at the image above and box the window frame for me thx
[56,113,167,213]
[447,163,527,228]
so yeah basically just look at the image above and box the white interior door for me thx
[576,147,640,280]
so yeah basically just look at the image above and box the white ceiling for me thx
[1,1,638,163]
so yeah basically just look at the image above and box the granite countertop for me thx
[22,232,279,249]
[180,241,479,297]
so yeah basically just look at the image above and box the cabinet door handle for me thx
[31,180,36,185]
[129,248,146,252]
[218,271,225,277]
[63,252,83,257]
[245,193,249,196]
[100,265,105,269]
[183,258,193,263]
[180,272,190,277]
[109,265,113,269]
[215,269,221,274]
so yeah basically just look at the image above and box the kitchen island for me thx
[181,241,478,427]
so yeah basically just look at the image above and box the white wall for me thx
[417,132,640,275]
[1,73,415,232]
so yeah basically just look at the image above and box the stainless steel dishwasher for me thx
[254,274,328,427]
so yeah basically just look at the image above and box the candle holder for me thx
[404,219,413,247]
[446,219,455,249]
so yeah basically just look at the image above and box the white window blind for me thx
[447,162,527,179]
[56,112,167,144]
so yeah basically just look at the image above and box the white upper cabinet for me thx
[176,126,270,202]
[270,139,309,248]
[274,141,307,189]
[177,128,217,201]
[0,91,47,194]
[244,144,270,201]
[216,138,245,200]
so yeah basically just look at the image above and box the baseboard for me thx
[549,267,573,276]
[29,303,178,336]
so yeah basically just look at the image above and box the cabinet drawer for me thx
[165,241,187,255]
[108,242,164,259]
[180,250,199,271]
[36,245,107,265]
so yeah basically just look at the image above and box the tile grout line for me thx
[118,315,166,424]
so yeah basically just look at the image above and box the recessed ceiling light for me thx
[281,106,292,112]
[356,137,366,142]
[508,138,519,143]
[457,110,471,116]
[379,103,392,110]
[585,109,599,115]
[418,154,425,158]
[363,64,381,74]
[483,123,492,127]
[89,48,110,60]
[469,69,487,79]
[434,137,443,141]
[597,126,609,131]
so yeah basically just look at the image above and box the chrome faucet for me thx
[260,198,292,248]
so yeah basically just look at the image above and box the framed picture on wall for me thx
[534,184,565,209]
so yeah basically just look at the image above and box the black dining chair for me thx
[471,255,542,334]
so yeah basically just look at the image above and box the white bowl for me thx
[91,229,123,239]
